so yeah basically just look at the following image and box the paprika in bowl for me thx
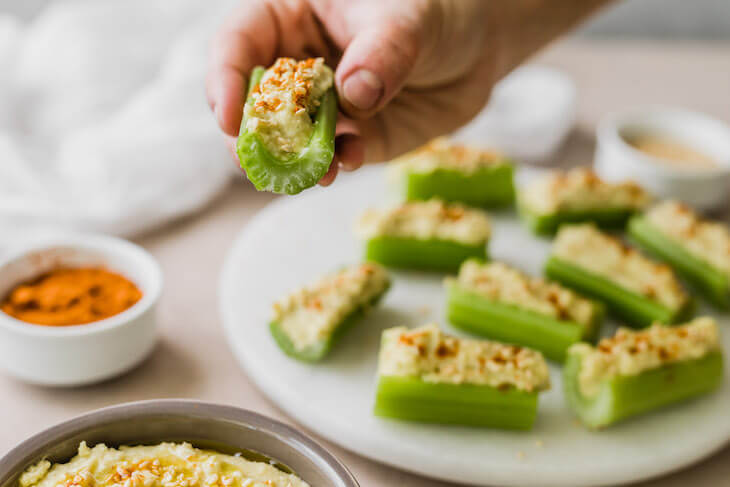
[0,235,162,386]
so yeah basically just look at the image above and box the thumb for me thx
[335,21,420,118]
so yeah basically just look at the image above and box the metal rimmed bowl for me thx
[0,400,359,487]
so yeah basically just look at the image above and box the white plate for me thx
[220,165,730,487]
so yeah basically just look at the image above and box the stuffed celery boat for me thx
[545,224,692,328]
[270,263,390,362]
[445,260,604,362]
[356,199,490,272]
[517,168,650,235]
[389,138,515,207]
[237,57,337,195]
[628,201,730,308]
[374,324,550,429]
[564,317,724,428]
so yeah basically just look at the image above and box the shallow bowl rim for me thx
[0,399,359,487]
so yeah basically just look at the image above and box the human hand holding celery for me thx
[208,0,615,192]
[207,0,497,192]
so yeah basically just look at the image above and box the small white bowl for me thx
[595,106,730,210]
[0,235,162,386]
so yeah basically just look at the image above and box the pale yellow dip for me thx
[626,134,716,169]
[569,317,720,398]
[378,324,550,393]
[20,442,309,487]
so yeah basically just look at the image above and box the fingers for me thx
[207,66,248,137]
[266,0,337,63]
[224,134,239,165]
[335,20,421,118]
[318,163,338,186]
[334,115,364,170]
[319,115,364,186]
[206,1,278,136]
[336,134,365,171]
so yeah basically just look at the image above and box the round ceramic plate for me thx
[220,165,730,487]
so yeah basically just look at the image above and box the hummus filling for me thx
[378,324,550,393]
[569,317,720,398]
[244,57,333,158]
[553,224,688,311]
[520,168,650,216]
[272,263,389,351]
[20,442,309,487]
[390,138,506,175]
[356,200,491,246]
[448,260,599,328]
[645,200,730,277]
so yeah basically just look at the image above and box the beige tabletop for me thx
[2,39,730,487]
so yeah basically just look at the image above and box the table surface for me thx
[3,39,730,487]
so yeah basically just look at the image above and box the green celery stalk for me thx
[628,216,730,309]
[269,284,389,362]
[365,236,487,272]
[374,375,538,429]
[518,202,636,236]
[403,164,515,208]
[564,351,724,428]
[237,66,337,195]
[446,282,603,362]
[544,256,693,328]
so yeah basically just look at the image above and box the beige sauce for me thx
[626,134,716,169]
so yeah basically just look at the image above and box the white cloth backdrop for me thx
[0,0,575,251]
[0,0,238,248]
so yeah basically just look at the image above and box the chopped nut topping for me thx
[252,58,327,115]
[570,317,720,398]
[378,324,550,392]
[244,57,333,158]
[390,138,506,175]
[20,442,308,487]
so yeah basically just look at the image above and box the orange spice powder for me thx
[0,268,143,326]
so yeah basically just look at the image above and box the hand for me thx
[206,0,496,185]
[207,0,613,186]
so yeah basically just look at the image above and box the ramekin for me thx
[595,106,730,210]
[0,400,359,487]
[0,234,162,386]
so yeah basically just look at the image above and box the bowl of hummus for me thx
[0,400,358,487]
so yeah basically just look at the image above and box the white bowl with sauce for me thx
[595,106,730,210]
[0,235,162,386]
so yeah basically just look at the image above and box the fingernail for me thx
[342,69,383,111]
